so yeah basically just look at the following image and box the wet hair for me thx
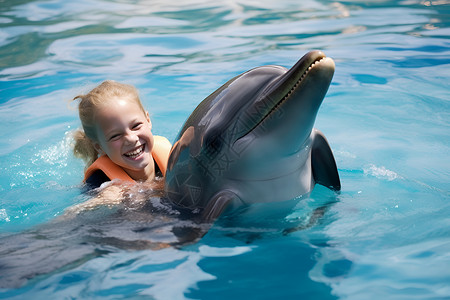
[72,80,146,168]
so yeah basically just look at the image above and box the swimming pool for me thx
[0,0,449,298]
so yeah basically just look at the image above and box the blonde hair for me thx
[72,80,146,168]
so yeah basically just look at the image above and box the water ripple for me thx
[0,1,449,299]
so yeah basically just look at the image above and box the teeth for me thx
[124,145,144,158]
[274,57,326,109]
[304,57,324,79]
[246,56,326,133]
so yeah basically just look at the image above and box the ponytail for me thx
[72,129,99,170]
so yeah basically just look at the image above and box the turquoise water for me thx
[1,0,449,298]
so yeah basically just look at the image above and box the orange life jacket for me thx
[83,135,172,183]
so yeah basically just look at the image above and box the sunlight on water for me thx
[0,0,449,299]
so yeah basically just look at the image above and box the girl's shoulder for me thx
[152,135,172,177]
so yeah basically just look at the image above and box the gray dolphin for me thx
[165,50,340,221]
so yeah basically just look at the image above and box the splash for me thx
[363,164,400,181]
[0,209,10,222]
[34,130,74,167]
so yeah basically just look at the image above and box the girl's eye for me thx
[132,122,143,130]
[109,134,121,141]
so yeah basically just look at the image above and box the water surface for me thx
[0,0,449,299]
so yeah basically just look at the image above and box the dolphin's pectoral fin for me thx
[311,130,341,191]
[201,190,241,223]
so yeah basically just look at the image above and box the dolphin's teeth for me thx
[262,55,326,124]
[302,56,325,82]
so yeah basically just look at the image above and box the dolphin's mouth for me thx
[236,51,332,140]
[264,56,328,121]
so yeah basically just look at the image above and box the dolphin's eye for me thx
[209,136,222,151]
[204,127,224,153]
[204,131,224,156]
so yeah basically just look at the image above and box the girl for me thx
[68,80,171,212]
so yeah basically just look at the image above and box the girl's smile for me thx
[124,144,145,160]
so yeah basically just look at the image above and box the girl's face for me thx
[93,97,155,181]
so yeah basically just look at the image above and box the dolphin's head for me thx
[165,51,335,211]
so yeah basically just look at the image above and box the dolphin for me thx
[165,50,340,222]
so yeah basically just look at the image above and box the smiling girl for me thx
[72,80,171,190]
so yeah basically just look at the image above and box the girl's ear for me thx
[146,111,152,130]
[93,142,105,155]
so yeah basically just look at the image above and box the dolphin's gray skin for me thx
[165,50,340,222]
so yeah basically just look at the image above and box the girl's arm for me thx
[62,179,163,217]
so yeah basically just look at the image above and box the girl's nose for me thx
[124,131,139,144]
